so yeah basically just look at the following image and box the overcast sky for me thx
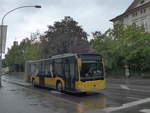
[0,0,133,51]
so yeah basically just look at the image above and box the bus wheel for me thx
[56,81,63,92]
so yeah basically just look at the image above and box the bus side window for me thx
[45,60,49,77]
[53,59,62,77]
[70,63,75,78]
[64,59,70,78]
[49,64,53,77]
[39,61,42,76]
[37,62,40,76]
[31,63,35,75]
[45,60,52,77]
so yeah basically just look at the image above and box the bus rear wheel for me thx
[56,81,63,92]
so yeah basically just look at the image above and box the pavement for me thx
[0,75,150,113]
[2,75,31,87]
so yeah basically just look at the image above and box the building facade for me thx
[111,0,150,32]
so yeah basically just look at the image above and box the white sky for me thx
[0,0,133,52]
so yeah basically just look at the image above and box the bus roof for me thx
[26,53,102,63]
[51,53,77,59]
[51,53,102,59]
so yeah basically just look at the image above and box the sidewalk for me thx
[1,75,31,87]
[0,80,64,113]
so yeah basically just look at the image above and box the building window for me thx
[132,12,138,17]
[140,0,145,4]
[126,15,128,18]
[140,9,146,14]
[141,18,148,31]
[132,20,138,26]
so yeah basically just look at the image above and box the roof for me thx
[51,53,101,59]
[26,53,101,63]
[110,0,150,22]
[126,0,140,11]
[51,53,77,59]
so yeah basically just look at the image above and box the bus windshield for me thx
[80,61,104,80]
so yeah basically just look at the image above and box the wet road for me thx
[1,76,150,113]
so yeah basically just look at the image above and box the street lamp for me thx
[0,5,42,87]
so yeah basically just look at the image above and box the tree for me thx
[40,16,90,58]
[5,36,40,72]
[91,24,150,76]
[5,41,21,72]
[4,17,91,72]
[113,24,150,71]
[90,30,118,69]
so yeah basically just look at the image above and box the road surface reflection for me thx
[75,93,106,113]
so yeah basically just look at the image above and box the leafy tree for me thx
[4,17,91,72]
[40,16,90,58]
[113,24,150,71]
[5,41,21,72]
[5,37,40,72]
[90,30,118,69]
[91,24,150,75]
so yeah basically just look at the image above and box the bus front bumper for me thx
[75,80,105,92]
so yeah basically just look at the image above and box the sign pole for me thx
[0,24,3,87]
[0,25,7,87]
[0,54,2,87]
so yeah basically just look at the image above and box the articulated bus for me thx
[26,53,105,92]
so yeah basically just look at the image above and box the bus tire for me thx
[56,81,63,92]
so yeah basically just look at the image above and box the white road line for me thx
[120,85,130,90]
[103,98,150,112]
[109,87,150,93]
[140,109,150,113]
[127,97,141,100]
[131,88,150,93]
[111,84,150,93]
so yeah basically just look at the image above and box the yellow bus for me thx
[26,53,105,92]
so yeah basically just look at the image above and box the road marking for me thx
[51,90,63,94]
[127,97,141,100]
[140,109,150,113]
[120,85,130,90]
[110,84,150,93]
[131,88,150,93]
[103,98,150,112]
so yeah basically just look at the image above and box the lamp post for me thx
[0,5,41,87]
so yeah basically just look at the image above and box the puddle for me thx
[76,93,106,113]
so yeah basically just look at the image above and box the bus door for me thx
[70,62,76,89]
[39,61,45,87]
[39,76,45,86]
[64,58,76,90]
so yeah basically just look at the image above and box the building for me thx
[111,0,150,32]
